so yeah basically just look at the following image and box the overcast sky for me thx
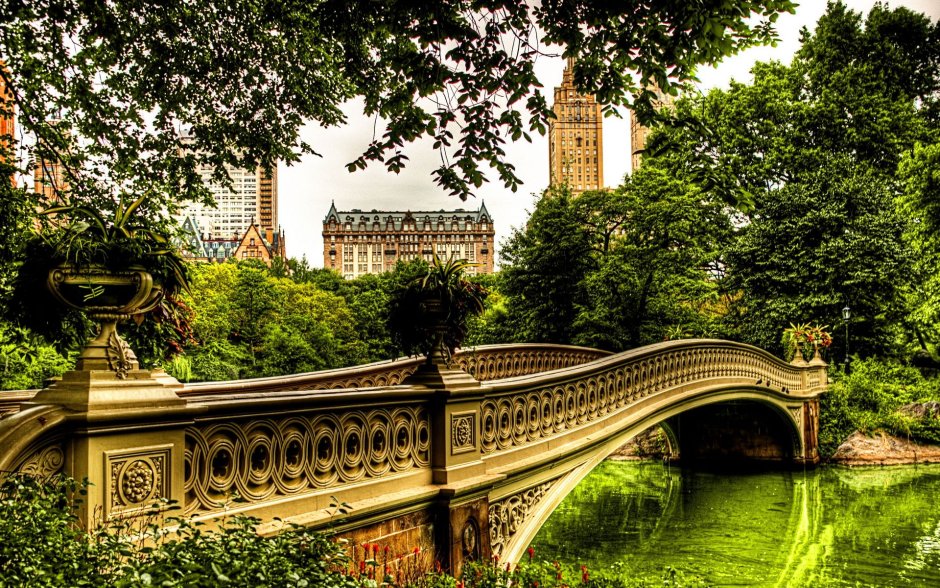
[279,1,940,267]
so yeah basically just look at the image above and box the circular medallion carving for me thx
[454,417,472,447]
[122,460,155,504]
[462,519,479,560]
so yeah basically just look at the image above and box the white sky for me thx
[279,1,940,267]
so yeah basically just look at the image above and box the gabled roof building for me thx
[322,202,495,279]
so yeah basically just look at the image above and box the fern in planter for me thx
[8,194,192,365]
[388,256,488,363]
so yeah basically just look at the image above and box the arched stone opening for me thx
[665,400,800,466]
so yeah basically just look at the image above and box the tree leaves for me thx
[1,0,796,206]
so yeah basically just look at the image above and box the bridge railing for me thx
[0,343,608,523]
[0,339,825,568]
[478,339,820,458]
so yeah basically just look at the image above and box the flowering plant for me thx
[782,322,832,362]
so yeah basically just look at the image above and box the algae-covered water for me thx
[528,461,940,587]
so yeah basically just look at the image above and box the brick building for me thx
[548,59,604,193]
[322,203,494,279]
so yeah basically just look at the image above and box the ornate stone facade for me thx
[322,202,495,278]
[549,58,604,193]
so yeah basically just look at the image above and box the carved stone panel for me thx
[451,412,476,455]
[488,479,557,558]
[15,442,65,478]
[105,445,172,518]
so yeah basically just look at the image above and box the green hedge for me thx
[0,475,707,588]
[819,358,940,456]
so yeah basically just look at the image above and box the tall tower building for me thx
[0,62,14,186]
[630,85,674,172]
[258,166,277,239]
[180,162,279,241]
[548,59,604,194]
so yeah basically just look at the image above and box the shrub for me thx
[819,358,940,456]
[1,475,709,588]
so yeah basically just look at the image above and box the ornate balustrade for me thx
[182,388,434,518]
[479,340,818,458]
[178,343,608,398]
[0,344,607,416]
[0,338,826,572]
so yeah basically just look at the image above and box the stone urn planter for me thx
[47,265,163,378]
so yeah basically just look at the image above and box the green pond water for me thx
[528,461,940,587]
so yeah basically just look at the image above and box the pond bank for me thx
[829,430,940,466]
[608,426,940,466]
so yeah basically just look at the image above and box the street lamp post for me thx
[842,305,851,373]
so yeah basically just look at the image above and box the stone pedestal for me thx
[26,367,198,529]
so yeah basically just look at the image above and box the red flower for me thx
[527,546,535,561]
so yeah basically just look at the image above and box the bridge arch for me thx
[486,385,814,562]
[0,339,825,573]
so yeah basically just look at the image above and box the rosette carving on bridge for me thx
[184,406,430,516]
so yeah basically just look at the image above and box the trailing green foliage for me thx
[819,358,940,456]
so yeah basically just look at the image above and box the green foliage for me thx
[0,474,360,588]
[0,474,712,588]
[501,173,727,351]
[819,358,940,455]
[501,187,596,344]
[388,256,488,359]
[0,0,795,207]
[726,158,908,358]
[646,1,939,361]
[0,476,111,587]
[457,559,707,588]
[0,324,71,390]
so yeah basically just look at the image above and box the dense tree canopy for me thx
[0,0,796,213]
[647,0,939,358]
[499,169,727,351]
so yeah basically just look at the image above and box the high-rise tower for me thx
[548,59,604,194]
[179,162,279,242]
[0,62,15,186]
[630,85,674,172]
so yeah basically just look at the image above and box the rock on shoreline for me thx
[829,430,940,466]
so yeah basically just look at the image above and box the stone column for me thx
[28,367,200,529]
[405,362,496,574]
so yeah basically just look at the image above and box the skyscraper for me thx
[179,163,279,242]
[548,59,604,194]
[630,85,674,172]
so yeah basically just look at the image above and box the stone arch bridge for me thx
[0,340,826,571]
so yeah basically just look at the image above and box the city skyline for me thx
[279,0,940,269]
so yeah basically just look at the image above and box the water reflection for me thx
[529,461,940,587]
